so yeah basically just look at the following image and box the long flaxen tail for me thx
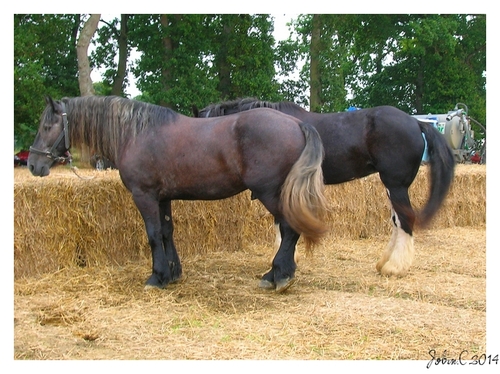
[280,122,329,251]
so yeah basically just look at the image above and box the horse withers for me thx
[196,98,456,277]
[27,96,328,292]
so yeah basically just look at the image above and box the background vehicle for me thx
[412,103,486,164]
[89,155,116,171]
[14,150,29,166]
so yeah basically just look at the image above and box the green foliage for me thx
[14,13,486,149]
[91,17,122,90]
[128,14,282,113]
[128,14,218,113]
[210,15,280,100]
[14,14,81,148]
[350,15,485,125]
[92,81,113,96]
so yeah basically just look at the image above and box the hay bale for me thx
[14,170,148,278]
[14,165,485,278]
[323,174,390,239]
[323,164,486,238]
[412,165,486,228]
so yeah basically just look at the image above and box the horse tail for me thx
[280,122,329,252]
[417,120,456,226]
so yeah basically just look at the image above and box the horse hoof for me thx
[259,279,275,290]
[144,284,163,291]
[145,274,169,289]
[375,260,385,273]
[275,277,296,293]
[379,263,408,277]
[168,261,182,281]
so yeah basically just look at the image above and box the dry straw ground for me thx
[13,165,487,361]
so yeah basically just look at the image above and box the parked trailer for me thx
[412,103,486,164]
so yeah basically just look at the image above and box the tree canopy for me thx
[14,14,486,150]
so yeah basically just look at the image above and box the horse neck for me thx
[276,102,310,121]
[65,96,121,163]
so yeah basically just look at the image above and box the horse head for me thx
[28,96,72,177]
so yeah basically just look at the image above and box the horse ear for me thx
[45,96,57,111]
[45,96,64,114]
[192,105,199,117]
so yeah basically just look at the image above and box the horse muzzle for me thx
[27,158,51,177]
[27,150,54,177]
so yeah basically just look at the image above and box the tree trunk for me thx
[310,14,321,112]
[77,14,100,96]
[111,14,129,97]
[160,14,174,108]
[415,56,425,113]
[217,17,233,99]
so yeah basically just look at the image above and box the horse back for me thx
[307,106,424,183]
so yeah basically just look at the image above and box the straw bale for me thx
[14,169,148,278]
[14,164,485,278]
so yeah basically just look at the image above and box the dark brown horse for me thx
[195,98,456,277]
[28,96,329,292]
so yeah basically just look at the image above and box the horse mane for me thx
[201,97,307,117]
[58,96,179,163]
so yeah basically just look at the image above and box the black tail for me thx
[418,121,456,226]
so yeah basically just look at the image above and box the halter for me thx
[29,105,72,164]
[29,102,95,180]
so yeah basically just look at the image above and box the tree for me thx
[14,14,81,149]
[309,15,321,112]
[127,14,281,113]
[112,15,130,96]
[92,15,130,97]
[14,14,486,148]
[278,14,357,112]
[278,13,485,136]
[208,14,280,101]
[77,14,100,96]
[128,14,218,112]
[345,14,486,122]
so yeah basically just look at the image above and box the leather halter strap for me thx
[29,103,71,163]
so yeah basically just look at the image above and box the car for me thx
[14,150,29,166]
[15,149,71,167]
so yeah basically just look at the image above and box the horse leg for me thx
[376,188,415,277]
[132,192,175,289]
[260,219,300,293]
[270,221,298,266]
[274,222,281,255]
[159,200,182,282]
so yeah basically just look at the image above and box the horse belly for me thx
[167,177,246,200]
[322,152,377,184]
[159,153,247,200]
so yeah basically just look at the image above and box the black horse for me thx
[195,98,456,277]
[28,96,329,292]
